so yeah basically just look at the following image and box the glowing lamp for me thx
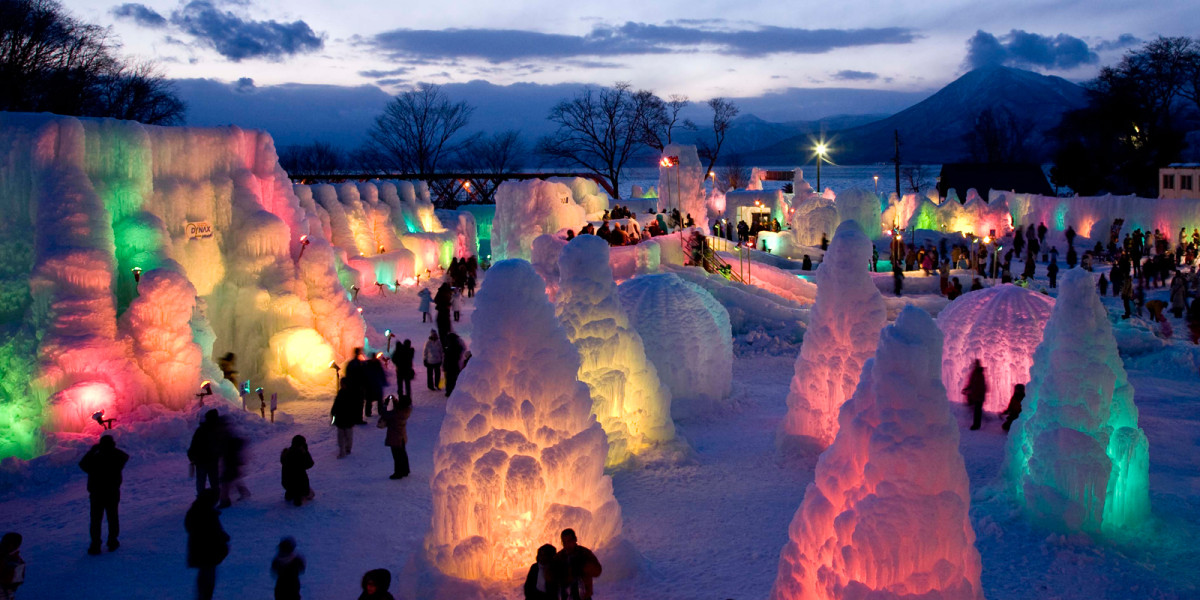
[196,380,213,406]
[298,235,311,260]
[356,307,363,314]
[983,236,992,245]
[91,410,115,430]
[351,285,360,300]
[131,266,142,283]
[378,244,386,254]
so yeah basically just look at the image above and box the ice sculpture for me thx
[427,259,622,581]
[781,221,886,447]
[790,195,839,247]
[617,273,731,415]
[548,176,610,216]
[835,187,883,240]
[530,233,567,300]
[557,235,675,466]
[492,179,587,261]
[938,285,1055,412]
[1005,268,1150,534]
[0,113,367,457]
[772,306,985,600]
[658,144,706,228]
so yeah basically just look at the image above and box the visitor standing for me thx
[344,349,369,424]
[1002,384,1025,432]
[79,434,128,555]
[377,395,413,480]
[555,529,602,600]
[188,409,224,496]
[1121,276,1134,319]
[358,569,394,600]
[364,352,386,418]
[1047,260,1059,289]
[186,489,229,600]
[963,359,987,431]
[524,544,559,600]
[280,435,314,506]
[451,287,463,322]
[271,537,305,600]
[417,288,432,323]
[434,283,454,338]
[442,332,465,397]
[0,533,24,600]
[331,378,358,458]
[423,330,443,390]
[892,264,904,297]
[391,339,415,400]
[1170,273,1189,318]
[218,426,250,508]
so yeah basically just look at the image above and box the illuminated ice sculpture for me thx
[772,306,985,600]
[1005,268,1150,534]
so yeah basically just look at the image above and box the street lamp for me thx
[874,175,879,195]
[814,142,829,194]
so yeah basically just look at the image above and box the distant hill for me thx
[748,66,1089,164]
[674,113,887,158]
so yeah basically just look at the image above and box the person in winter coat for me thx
[391,339,415,400]
[186,489,229,600]
[1170,273,1189,318]
[280,435,314,506]
[801,255,812,271]
[524,544,559,600]
[364,353,387,418]
[218,427,250,508]
[331,379,359,458]
[423,331,443,391]
[358,569,394,600]
[963,359,987,431]
[0,532,24,600]
[79,434,129,554]
[947,277,963,300]
[434,283,454,338]
[1047,260,1059,289]
[555,529,602,600]
[451,287,463,322]
[417,288,432,322]
[442,332,465,397]
[892,264,904,297]
[1098,273,1109,296]
[1121,276,1134,319]
[188,409,224,496]
[377,395,413,479]
[271,536,305,600]
[343,349,369,424]
[1002,384,1024,432]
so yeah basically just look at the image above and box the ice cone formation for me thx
[556,235,675,466]
[427,259,622,581]
[1006,268,1150,534]
[773,306,985,600]
[781,220,886,447]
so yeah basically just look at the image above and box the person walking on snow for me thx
[423,330,443,391]
[343,349,369,424]
[364,352,387,418]
[218,426,250,508]
[186,489,229,600]
[963,359,987,431]
[79,434,128,555]
[391,339,415,400]
[434,283,454,338]
[188,409,224,497]
[555,529,602,600]
[417,288,432,323]
[280,435,314,506]
[377,395,413,479]
[331,378,359,458]
[442,332,466,397]
[271,537,305,600]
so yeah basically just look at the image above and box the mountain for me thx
[673,113,887,158]
[748,66,1089,164]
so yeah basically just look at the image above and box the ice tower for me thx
[557,235,676,466]
[772,306,985,600]
[1005,268,1151,534]
[426,259,622,581]
[781,220,886,447]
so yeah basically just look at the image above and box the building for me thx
[1160,163,1200,200]
[936,163,1054,201]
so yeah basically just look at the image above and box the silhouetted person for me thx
[280,435,314,506]
[524,544,559,600]
[218,426,250,508]
[377,395,413,479]
[424,330,443,390]
[1002,384,1025,432]
[892,264,904,296]
[1047,261,1059,288]
[331,377,359,458]
[188,409,223,497]
[442,332,465,397]
[358,569,394,600]
[364,352,386,418]
[434,282,454,338]
[344,348,369,424]
[801,255,812,270]
[271,537,305,600]
[417,287,432,322]
[391,339,415,400]
[79,434,128,555]
[963,359,987,431]
[0,532,24,599]
[186,489,229,600]
[555,529,602,600]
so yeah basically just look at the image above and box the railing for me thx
[700,235,746,284]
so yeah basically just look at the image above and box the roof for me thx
[937,163,1054,199]
[1166,163,1200,168]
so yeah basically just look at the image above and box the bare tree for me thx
[0,0,184,123]
[642,94,695,151]
[538,82,656,199]
[455,130,525,204]
[365,83,474,176]
[963,107,1034,163]
[697,97,740,179]
[717,153,751,192]
[901,165,933,196]
[279,141,344,175]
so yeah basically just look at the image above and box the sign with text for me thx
[185,221,214,239]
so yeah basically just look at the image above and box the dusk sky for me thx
[63,0,1198,146]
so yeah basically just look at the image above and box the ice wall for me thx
[0,113,367,456]
[548,176,610,216]
[790,195,839,247]
[781,221,887,447]
[772,306,985,600]
[1005,268,1151,534]
[658,144,706,228]
[835,187,883,240]
[1005,190,1200,239]
[557,235,675,466]
[492,179,587,261]
[618,273,732,416]
[938,285,1054,413]
[427,259,622,581]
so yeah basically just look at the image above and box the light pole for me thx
[814,143,828,195]
[874,175,879,196]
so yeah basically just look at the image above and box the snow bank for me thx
[618,273,732,415]
[772,306,985,600]
[938,285,1055,412]
[781,221,887,447]
[427,259,622,582]
[492,179,587,261]
[1005,268,1151,535]
[557,236,677,466]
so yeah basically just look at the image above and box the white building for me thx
[1160,163,1200,200]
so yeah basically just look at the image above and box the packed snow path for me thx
[2,270,1200,599]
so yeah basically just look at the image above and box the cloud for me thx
[111,3,167,28]
[169,1,324,61]
[1094,34,1141,52]
[233,77,255,93]
[965,30,1098,71]
[357,67,413,78]
[832,70,879,81]
[369,21,918,63]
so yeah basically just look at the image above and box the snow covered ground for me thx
[3,253,1200,599]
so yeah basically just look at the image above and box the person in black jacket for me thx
[442,332,465,397]
[343,349,369,424]
[358,569,394,600]
[188,409,224,496]
[79,434,129,555]
[271,536,305,600]
[434,283,454,339]
[364,352,387,418]
[524,544,559,600]
[186,489,229,600]
[280,435,314,506]
[391,339,415,400]
[331,379,359,458]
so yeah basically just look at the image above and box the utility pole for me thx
[893,129,902,202]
